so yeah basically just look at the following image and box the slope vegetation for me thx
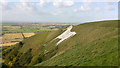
[2,20,118,66]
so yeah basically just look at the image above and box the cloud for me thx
[63,0,74,7]
[53,0,63,8]
[79,6,90,11]
[16,0,34,11]
[95,7,101,11]
[74,2,92,12]
[82,0,94,2]
[16,3,33,10]
[51,9,67,16]
[81,2,92,10]
[105,3,115,10]
[0,0,7,6]
[53,0,74,8]
[37,0,46,7]
[73,8,79,12]
[0,0,10,10]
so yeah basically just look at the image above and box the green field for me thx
[2,20,118,67]
[1,23,68,46]
[2,23,68,34]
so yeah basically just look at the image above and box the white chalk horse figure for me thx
[54,25,76,45]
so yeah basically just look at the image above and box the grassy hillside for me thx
[2,20,118,66]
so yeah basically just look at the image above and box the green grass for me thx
[2,25,52,33]
[2,20,118,66]
[2,23,68,34]
[35,20,118,66]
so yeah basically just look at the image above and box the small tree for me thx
[19,42,23,45]
[19,42,24,47]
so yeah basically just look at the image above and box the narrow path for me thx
[21,32,25,39]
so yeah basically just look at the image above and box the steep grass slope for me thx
[2,29,64,66]
[35,20,118,66]
[2,20,118,66]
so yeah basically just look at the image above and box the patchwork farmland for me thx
[1,33,35,46]
[1,23,68,46]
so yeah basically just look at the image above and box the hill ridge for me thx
[2,20,118,66]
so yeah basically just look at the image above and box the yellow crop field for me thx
[2,33,23,43]
[1,33,35,46]
[1,42,19,47]
[23,33,35,37]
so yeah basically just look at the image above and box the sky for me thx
[0,0,118,24]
